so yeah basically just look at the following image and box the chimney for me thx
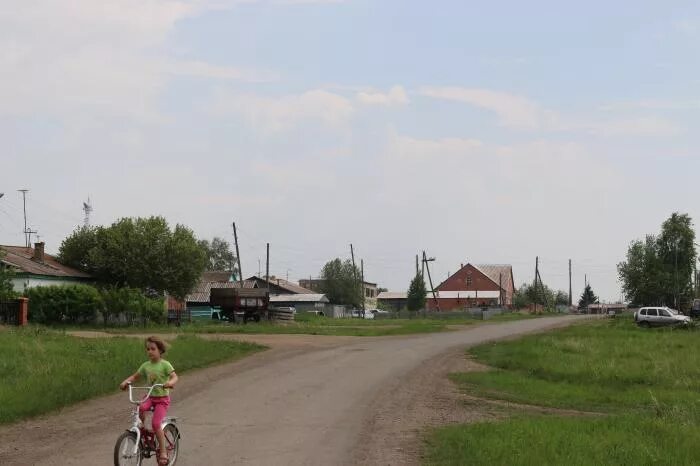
[33,242,45,262]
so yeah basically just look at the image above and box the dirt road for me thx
[0,316,587,465]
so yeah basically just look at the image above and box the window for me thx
[659,309,670,317]
[640,309,647,315]
[647,309,658,317]
[466,276,472,286]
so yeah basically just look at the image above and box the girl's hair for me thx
[145,336,168,355]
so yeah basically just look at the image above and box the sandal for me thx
[157,451,169,465]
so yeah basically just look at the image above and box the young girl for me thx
[120,336,179,465]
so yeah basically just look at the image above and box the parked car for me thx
[349,309,374,319]
[634,306,690,327]
[368,309,389,317]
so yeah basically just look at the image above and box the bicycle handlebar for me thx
[126,383,168,404]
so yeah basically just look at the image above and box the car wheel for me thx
[639,321,650,328]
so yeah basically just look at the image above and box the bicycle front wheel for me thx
[114,431,142,466]
[160,424,180,465]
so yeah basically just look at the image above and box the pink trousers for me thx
[139,396,170,432]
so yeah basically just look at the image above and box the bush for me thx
[99,286,165,326]
[27,284,102,324]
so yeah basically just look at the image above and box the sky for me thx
[1,0,699,302]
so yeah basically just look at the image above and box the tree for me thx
[56,226,99,274]
[319,258,361,306]
[657,213,696,307]
[58,216,207,299]
[554,290,569,306]
[618,213,696,307]
[198,237,237,275]
[0,250,16,300]
[578,284,599,309]
[512,282,561,310]
[406,273,427,311]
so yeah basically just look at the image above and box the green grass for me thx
[85,311,556,337]
[92,315,477,336]
[425,412,700,466]
[0,326,264,424]
[455,316,700,411]
[425,316,700,465]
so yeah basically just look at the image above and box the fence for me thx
[0,298,28,326]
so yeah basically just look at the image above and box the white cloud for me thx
[418,86,558,130]
[674,18,700,36]
[586,116,681,137]
[211,89,354,131]
[418,86,683,137]
[599,99,700,111]
[164,60,278,82]
[357,86,410,106]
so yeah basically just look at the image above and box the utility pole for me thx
[416,254,419,276]
[569,259,572,307]
[534,256,539,312]
[18,189,29,247]
[361,259,365,311]
[232,222,243,288]
[499,272,503,307]
[423,251,439,312]
[265,243,270,290]
[350,243,358,307]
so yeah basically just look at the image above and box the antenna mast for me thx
[83,197,93,227]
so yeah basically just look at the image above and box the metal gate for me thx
[0,300,20,325]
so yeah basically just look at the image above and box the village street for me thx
[0,316,587,466]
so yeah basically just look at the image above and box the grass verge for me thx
[83,311,557,337]
[0,326,264,424]
[425,316,700,465]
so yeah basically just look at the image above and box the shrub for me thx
[99,287,166,326]
[27,284,102,324]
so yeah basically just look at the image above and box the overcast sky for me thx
[2,1,699,301]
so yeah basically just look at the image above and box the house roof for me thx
[186,275,256,303]
[248,275,314,294]
[269,294,329,303]
[432,290,501,299]
[0,245,91,279]
[377,291,408,300]
[473,264,514,292]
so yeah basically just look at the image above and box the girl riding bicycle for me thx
[120,336,179,466]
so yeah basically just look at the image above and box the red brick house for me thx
[427,264,514,311]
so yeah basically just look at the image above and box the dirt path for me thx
[0,316,587,465]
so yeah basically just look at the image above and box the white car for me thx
[349,309,374,319]
[634,306,690,327]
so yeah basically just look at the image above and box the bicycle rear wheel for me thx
[161,424,180,465]
[114,431,142,466]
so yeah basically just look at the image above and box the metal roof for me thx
[269,293,330,303]
[377,291,408,300]
[474,264,514,291]
[186,278,256,303]
[248,275,314,294]
[432,290,500,299]
[0,245,91,279]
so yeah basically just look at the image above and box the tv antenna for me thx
[17,189,37,247]
[83,197,93,227]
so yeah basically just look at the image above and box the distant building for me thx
[269,294,330,312]
[0,243,92,292]
[376,291,408,311]
[427,263,515,311]
[299,278,379,300]
[247,275,314,295]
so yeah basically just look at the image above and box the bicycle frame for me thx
[125,384,178,457]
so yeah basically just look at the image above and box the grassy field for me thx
[0,327,264,424]
[88,311,556,337]
[426,316,700,465]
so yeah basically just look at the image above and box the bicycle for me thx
[114,383,181,466]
